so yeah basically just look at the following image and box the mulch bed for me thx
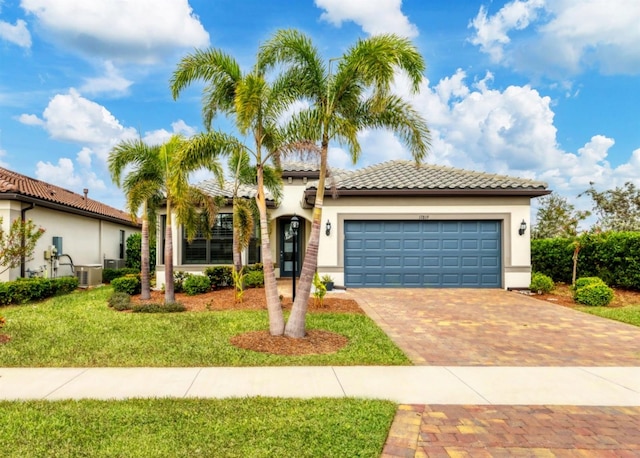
[129,287,361,356]
[529,283,640,308]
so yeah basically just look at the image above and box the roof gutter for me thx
[2,193,140,228]
[302,188,551,208]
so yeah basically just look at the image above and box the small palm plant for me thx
[312,272,327,308]
[232,267,247,303]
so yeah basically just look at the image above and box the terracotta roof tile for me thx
[0,167,139,226]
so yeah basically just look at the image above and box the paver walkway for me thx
[349,288,640,456]
[351,288,640,366]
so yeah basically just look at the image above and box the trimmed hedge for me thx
[204,266,233,289]
[183,275,212,295]
[532,232,640,290]
[0,276,79,306]
[529,272,554,294]
[574,283,614,306]
[111,274,141,295]
[103,268,139,284]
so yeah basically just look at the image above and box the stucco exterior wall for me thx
[0,202,139,282]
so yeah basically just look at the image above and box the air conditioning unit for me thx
[75,264,103,287]
[104,259,126,269]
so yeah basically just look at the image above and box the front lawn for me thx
[0,397,396,458]
[0,287,410,366]
[578,306,640,327]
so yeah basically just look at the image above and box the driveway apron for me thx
[351,288,640,366]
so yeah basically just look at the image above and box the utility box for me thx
[75,264,103,287]
[104,259,126,269]
[52,237,63,255]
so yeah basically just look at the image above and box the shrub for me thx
[131,302,186,313]
[574,277,606,291]
[245,270,264,288]
[52,276,79,295]
[125,232,156,271]
[103,268,139,284]
[111,274,141,295]
[204,266,233,289]
[312,272,327,307]
[245,263,263,273]
[182,275,211,296]
[574,283,614,306]
[0,277,79,306]
[529,272,554,294]
[231,268,246,303]
[108,292,131,311]
[173,271,191,293]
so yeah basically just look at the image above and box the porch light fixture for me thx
[518,219,527,236]
[325,220,332,236]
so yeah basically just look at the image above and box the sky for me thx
[1,0,639,223]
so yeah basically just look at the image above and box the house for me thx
[156,160,549,289]
[0,167,141,284]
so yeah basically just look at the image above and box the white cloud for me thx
[17,113,43,126]
[315,0,418,38]
[35,157,106,192]
[0,18,31,47]
[79,61,133,96]
[21,0,209,64]
[469,0,640,76]
[142,120,197,146]
[469,0,545,62]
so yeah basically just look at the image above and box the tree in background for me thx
[0,218,45,275]
[259,30,431,338]
[532,193,590,239]
[125,233,156,272]
[580,182,640,232]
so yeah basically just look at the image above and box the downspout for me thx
[20,203,36,278]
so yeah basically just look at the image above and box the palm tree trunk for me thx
[256,166,284,335]
[164,204,175,304]
[285,142,328,338]
[232,208,242,273]
[140,204,151,300]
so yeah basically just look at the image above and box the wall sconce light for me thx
[518,219,527,236]
[325,220,332,236]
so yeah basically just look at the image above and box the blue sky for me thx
[1,0,639,218]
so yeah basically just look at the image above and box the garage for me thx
[344,220,501,287]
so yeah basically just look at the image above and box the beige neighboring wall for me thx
[315,195,533,290]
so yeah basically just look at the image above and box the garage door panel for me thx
[345,220,501,288]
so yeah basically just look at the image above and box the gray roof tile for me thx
[195,179,274,201]
[307,160,547,192]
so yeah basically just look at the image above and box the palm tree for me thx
[110,134,225,304]
[259,30,431,337]
[109,139,164,300]
[171,49,295,335]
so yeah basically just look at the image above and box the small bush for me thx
[52,276,79,295]
[245,263,263,273]
[173,271,191,293]
[574,283,614,306]
[131,302,186,313]
[312,272,327,307]
[108,292,131,311]
[245,270,264,288]
[204,266,233,289]
[182,275,211,296]
[574,277,606,290]
[529,272,554,294]
[103,268,139,284]
[111,274,141,295]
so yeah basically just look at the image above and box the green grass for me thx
[0,397,396,457]
[0,287,410,367]
[578,305,640,327]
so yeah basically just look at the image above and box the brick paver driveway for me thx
[348,288,640,456]
[351,288,640,366]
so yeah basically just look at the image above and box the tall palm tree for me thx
[171,49,295,335]
[109,139,164,300]
[259,30,431,338]
[110,134,225,304]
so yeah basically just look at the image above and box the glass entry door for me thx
[280,218,302,277]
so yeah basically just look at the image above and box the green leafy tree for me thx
[0,218,45,275]
[532,193,590,239]
[580,182,640,232]
[125,233,156,272]
[171,46,295,336]
[259,30,431,337]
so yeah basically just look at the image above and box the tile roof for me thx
[306,160,548,193]
[0,167,139,226]
[195,179,274,201]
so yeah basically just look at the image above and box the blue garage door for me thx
[344,220,501,287]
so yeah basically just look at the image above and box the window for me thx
[119,230,125,259]
[182,214,261,265]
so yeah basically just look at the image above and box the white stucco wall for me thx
[0,202,139,282]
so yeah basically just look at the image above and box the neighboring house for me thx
[156,160,549,289]
[0,167,141,283]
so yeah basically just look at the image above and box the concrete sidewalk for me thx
[1,366,639,405]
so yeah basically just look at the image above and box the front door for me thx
[280,218,302,277]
